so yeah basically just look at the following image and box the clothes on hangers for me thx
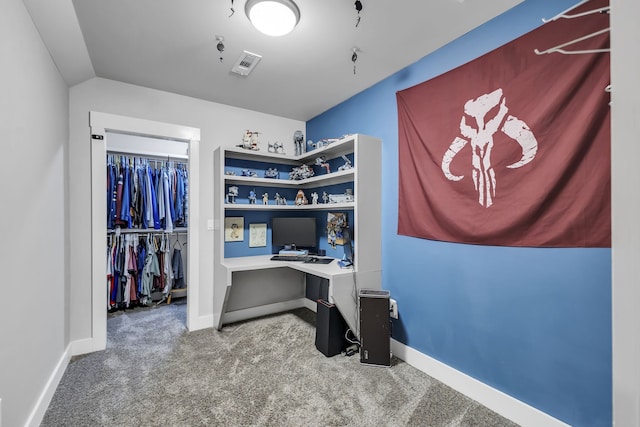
[107,232,186,312]
[107,155,188,231]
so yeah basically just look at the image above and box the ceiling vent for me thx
[231,51,262,76]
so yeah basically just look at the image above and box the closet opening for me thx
[106,132,191,334]
[88,111,201,354]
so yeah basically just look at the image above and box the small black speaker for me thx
[315,300,347,357]
[359,289,390,367]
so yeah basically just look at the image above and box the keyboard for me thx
[270,255,310,262]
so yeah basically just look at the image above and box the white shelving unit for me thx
[212,134,382,333]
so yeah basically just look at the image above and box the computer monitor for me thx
[272,217,317,250]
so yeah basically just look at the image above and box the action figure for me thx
[295,189,308,206]
[274,193,287,205]
[315,156,330,174]
[338,155,353,171]
[248,189,257,204]
[294,130,305,156]
[311,192,319,205]
[289,164,314,180]
[241,169,257,177]
[264,167,279,179]
[226,186,238,204]
[262,192,269,205]
[322,191,329,204]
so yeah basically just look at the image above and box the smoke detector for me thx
[231,50,262,76]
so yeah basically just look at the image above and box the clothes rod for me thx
[107,149,188,161]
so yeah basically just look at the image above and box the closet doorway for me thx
[90,112,201,351]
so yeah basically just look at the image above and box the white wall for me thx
[611,0,640,425]
[69,77,305,342]
[0,1,69,426]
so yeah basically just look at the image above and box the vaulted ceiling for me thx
[25,0,521,121]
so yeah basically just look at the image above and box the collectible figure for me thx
[238,130,260,151]
[274,192,287,205]
[262,192,269,205]
[268,141,285,154]
[264,167,279,179]
[338,155,353,171]
[295,189,308,206]
[241,169,258,177]
[294,130,305,156]
[315,156,330,174]
[311,192,319,205]
[226,186,239,204]
[289,164,314,180]
[248,189,257,204]
[322,191,329,204]
[225,170,236,176]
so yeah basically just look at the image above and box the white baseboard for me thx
[69,337,103,356]
[390,339,570,427]
[25,345,71,427]
[222,298,307,325]
[187,314,214,332]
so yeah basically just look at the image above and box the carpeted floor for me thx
[42,301,519,426]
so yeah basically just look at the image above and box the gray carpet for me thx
[42,302,519,426]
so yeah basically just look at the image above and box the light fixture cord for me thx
[229,0,235,17]
[352,50,358,75]
[355,1,363,27]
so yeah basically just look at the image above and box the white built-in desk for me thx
[214,255,363,335]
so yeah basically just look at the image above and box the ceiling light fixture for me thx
[245,0,300,37]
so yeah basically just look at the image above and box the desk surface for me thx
[222,254,353,280]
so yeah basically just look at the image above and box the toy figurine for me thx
[311,192,319,205]
[241,169,257,177]
[315,156,330,174]
[289,164,314,180]
[237,130,260,151]
[338,155,353,171]
[268,141,285,154]
[274,193,287,205]
[225,170,236,176]
[226,186,238,204]
[322,191,329,204]
[294,130,305,156]
[295,189,308,206]
[262,192,269,205]
[264,167,279,179]
[248,189,257,204]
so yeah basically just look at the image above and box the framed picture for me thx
[224,217,244,242]
[249,223,267,247]
[327,212,348,248]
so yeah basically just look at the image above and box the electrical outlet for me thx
[389,298,398,319]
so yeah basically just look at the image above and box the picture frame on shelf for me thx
[225,217,244,242]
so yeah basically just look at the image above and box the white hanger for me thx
[534,27,610,55]
[542,1,609,23]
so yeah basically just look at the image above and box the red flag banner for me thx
[397,1,610,247]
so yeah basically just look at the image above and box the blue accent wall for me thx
[307,2,612,426]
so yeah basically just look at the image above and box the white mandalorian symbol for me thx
[441,88,538,207]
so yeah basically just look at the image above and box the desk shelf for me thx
[213,134,382,334]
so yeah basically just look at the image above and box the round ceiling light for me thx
[245,0,300,37]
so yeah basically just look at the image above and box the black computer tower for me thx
[315,300,347,357]
[359,289,391,367]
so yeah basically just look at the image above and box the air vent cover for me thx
[231,50,262,76]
